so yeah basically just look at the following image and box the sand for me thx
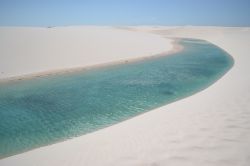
[0,26,250,166]
[0,26,172,80]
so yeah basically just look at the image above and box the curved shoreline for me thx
[0,26,173,81]
[0,39,180,84]
[0,38,232,159]
[1,27,250,166]
[0,38,184,158]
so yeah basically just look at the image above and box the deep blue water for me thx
[0,39,233,158]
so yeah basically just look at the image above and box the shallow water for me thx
[0,39,233,158]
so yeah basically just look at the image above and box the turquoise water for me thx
[0,39,233,158]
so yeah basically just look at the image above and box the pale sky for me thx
[0,0,249,26]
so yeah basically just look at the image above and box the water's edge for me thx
[0,38,234,159]
[0,38,181,83]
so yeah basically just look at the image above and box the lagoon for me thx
[0,39,233,158]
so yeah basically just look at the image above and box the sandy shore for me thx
[1,26,250,166]
[0,26,172,80]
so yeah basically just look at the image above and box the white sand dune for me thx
[1,27,250,166]
[0,26,172,80]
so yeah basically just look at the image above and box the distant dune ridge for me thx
[1,26,250,166]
